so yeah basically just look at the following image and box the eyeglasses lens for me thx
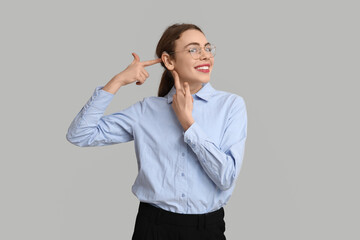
[190,45,216,59]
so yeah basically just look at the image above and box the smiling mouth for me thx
[195,65,210,73]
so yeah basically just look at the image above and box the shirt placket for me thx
[177,145,189,212]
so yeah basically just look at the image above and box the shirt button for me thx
[181,173,185,177]
[187,139,191,144]
[182,193,185,197]
[191,143,196,148]
[181,152,185,157]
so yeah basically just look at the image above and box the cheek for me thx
[176,60,194,73]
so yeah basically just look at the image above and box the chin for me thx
[186,72,211,85]
[200,75,211,83]
[191,77,209,85]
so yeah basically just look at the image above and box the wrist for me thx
[182,117,195,131]
[111,72,127,86]
[103,77,125,94]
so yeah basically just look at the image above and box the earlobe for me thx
[166,64,175,71]
[161,51,175,71]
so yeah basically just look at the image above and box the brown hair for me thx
[156,23,203,97]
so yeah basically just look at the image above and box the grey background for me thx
[1,0,359,239]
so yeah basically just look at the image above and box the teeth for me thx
[196,66,209,70]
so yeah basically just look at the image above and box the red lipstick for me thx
[194,64,210,73]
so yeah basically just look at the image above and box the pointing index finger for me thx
[142,58,162,67]
[184,82,191,96]
[172,70,183,93]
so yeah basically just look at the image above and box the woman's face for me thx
[172,29,214,87]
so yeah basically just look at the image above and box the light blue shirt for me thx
[66,82,247,214]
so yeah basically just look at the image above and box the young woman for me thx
[67,23,247,240]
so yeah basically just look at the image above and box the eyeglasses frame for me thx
[167,44,216,60]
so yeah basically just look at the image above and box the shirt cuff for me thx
[183,122,208,155]
[85,86,115,111]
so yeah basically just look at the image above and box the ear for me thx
[161,51,175,71]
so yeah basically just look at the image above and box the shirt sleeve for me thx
[183,96,248,191]
[66,86,143,147]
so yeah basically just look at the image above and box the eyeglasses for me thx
[169,44,216,60]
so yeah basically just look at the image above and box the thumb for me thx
[132,52,140,63]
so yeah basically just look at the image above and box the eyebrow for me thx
[183,42,211,49]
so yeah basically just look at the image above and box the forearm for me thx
[180,116,195,131]
[184,122,246,191]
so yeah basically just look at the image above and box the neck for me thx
[189,83,203,94]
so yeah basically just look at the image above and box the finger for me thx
[139,72,147,81]
[142,58,162,67]
[142,70,149,78]
[136,76,145,85]
[172,70,182,92]
[184,82,191,97]
[132,52,140,63]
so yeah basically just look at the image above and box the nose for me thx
[199,48,210,60]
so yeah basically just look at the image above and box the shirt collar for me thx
[165,82,216,104]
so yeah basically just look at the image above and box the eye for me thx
[188,47,198,53]
[205,45,213,52]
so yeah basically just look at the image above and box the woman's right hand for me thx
[103,53,161,94]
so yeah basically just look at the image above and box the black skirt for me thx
[131,202,226,240]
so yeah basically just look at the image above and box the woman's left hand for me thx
[171,70,195,131]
